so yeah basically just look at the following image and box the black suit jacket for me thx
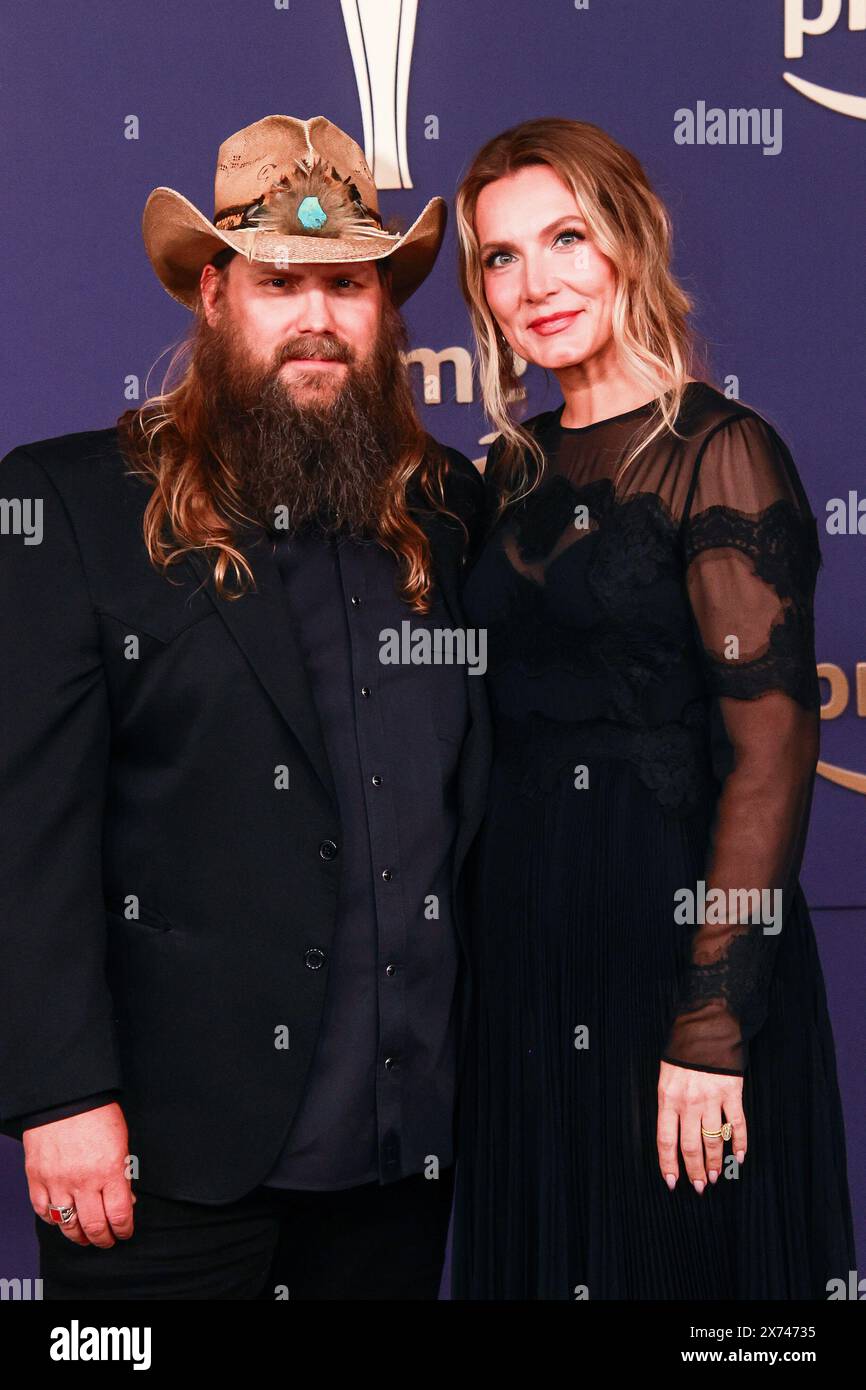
[0,428,491,1203]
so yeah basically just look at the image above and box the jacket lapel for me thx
[185,532,337,805]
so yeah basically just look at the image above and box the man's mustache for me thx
[277,337,354,366]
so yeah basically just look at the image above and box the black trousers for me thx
[35,1168,455,1300]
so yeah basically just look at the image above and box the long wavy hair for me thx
[117,251,462,612]
[454,117,707,509]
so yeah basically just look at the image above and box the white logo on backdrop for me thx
[783,0,866,119]
[341,0,419,188]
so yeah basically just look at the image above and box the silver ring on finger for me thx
[47,1204,78,1225]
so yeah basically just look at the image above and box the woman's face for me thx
[475,164,618,375]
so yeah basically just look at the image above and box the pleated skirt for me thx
[451,739,855,1300]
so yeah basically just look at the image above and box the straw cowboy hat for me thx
[142,114,447,310]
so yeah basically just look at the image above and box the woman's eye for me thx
[555,229,586,247]
[483,250,513,269]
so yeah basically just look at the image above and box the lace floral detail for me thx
[663,893,798,1073]
[700,605,821,710]
[634,711,714,810]
[510,475,682,614]
[683,498,822,600]
[586,490,678,611]
[487,479,694,728]
[510,475,609,563]
[669,921,778,1038]
[484,599,691,727]
[494,710,716,815]
[681,499,822,712]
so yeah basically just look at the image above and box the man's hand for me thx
[23,1102,136,1247]
[656,1061,747,1193]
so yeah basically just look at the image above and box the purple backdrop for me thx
[1,0,863,1289]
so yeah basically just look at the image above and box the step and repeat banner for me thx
[1,0,863,1285]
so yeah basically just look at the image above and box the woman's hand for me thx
[656,1061,746,1192]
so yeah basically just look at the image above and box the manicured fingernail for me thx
[693,1179,705,1194]
[736,1150,745,1165]
[708,1169,719,1184]
[665,1173,676,1191]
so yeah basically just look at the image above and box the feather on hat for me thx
[231,156,393,240]
[142,114,446,309]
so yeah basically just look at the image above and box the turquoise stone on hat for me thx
[297,196,327,230]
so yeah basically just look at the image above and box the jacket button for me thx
[304,948,326,970]
[319,839,338,860]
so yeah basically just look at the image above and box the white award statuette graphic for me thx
[341,0,419,188]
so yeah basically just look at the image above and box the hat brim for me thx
[142,187,447,310]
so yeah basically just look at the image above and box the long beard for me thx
[192,293,411,538]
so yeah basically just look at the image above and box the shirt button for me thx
[384,1056,396,1071]
[381,868,393,881]
[371,775,382,786]
[304,948,326,970]
[319,839,338,861]
[360,686,371,698]
[385,963,396,976]
[350,594,362,606]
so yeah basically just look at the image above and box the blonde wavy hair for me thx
[454,117,707,509]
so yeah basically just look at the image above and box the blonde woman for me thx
[450,118,854,1299]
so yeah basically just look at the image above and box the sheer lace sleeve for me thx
[661,412,823,1075]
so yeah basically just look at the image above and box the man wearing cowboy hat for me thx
[0,115,491,1299]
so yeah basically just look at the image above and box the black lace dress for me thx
[451,380,855,1300]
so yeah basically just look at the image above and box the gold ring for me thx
[701,1122,733,1141]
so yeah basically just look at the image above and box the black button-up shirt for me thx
[261,530,469,1189]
